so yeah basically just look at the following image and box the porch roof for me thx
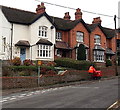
[36,38,53,46]
[93,45,105,51]
[55,41,72,50]
[15,40,30,47]
[105,48,115,55]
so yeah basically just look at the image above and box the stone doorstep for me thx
[2,76,119,96]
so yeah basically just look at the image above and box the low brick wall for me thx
[2,77,38,89]
[1,66,118,89]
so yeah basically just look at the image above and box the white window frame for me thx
[38,26,48,38]
[76,31,84,42]
[56,32,62,41]
[37,45,52,58]
[94,50,104,62]
[94,35,101,45]
[55,49,61,57]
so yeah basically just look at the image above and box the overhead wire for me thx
[35,0,119,18]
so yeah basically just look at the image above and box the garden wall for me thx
[1,66,119,89]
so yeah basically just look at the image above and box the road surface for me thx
[2,78,119,109]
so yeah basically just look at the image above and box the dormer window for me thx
[56,32,62,41]
[76,31,84,42]
[39,26,48,38]
[94,35,101,45]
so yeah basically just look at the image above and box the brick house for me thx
[0,3,117,65]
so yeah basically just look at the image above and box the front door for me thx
[20,48,26,62]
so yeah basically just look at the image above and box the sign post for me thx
[37,60,42,86]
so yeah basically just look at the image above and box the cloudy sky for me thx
[0,0,120,28]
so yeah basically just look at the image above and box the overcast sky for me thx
[0,0,120,29]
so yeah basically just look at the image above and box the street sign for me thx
[38,60,42,66]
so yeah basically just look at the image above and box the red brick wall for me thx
[89,27,106,61]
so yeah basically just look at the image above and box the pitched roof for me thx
[2,6,55,26]
[1,5,115,39]
[2,6,90,32]
[50,16,90,32]
[87,23,115,39]
[102,27,115,39]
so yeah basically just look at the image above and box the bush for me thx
[11,57,21,66]
[23,59,32,66]
[46,61,56,67]
[10,66,38,72]
[106,59,112,67]
[55,58,94,70]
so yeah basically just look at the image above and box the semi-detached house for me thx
[0,3,117,65]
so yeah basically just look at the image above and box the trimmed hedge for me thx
[55,58,94,70]
[105,59,112,67]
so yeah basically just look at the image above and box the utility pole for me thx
[114,15,118,76]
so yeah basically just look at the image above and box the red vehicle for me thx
[92,70,102,80]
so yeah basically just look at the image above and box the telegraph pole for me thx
[114,15,118,76]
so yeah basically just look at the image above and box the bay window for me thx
[37,45,51,58]
[94,50,104,62]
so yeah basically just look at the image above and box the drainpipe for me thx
[89,32,91,61]
[10,23,13,61]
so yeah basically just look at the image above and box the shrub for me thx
[23,59,32,66]
[46,61,56,66]
[106,59,112,67]
[11,57,21,66]
[55,58,94,70]
[10,66,38,72]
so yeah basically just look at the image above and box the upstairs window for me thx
[56,32,62,41]
[76,31,84,42]
[39,26,48,38]
[94,35,101,45]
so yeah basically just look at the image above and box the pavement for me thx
[2,76,119,96]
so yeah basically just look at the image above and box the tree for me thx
[77,44,86,60]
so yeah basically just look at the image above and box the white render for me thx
[0,6,12,60]
[0,7,56,61]
[29,16,55,61]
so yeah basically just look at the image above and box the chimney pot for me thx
[92,17,102,24]
[36,2,46,14]
[75,8,82,20]
[64,12,71,20]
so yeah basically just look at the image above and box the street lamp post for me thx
[114,15,118,76]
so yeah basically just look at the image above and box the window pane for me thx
[76,32,84,42]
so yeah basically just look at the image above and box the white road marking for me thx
[9,98,16,100]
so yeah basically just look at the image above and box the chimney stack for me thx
[75,8,82,20]
[64,12,71,20]
[36,2,46,14]
[92,17,102,24]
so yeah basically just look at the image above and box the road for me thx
[2,78,119,109]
